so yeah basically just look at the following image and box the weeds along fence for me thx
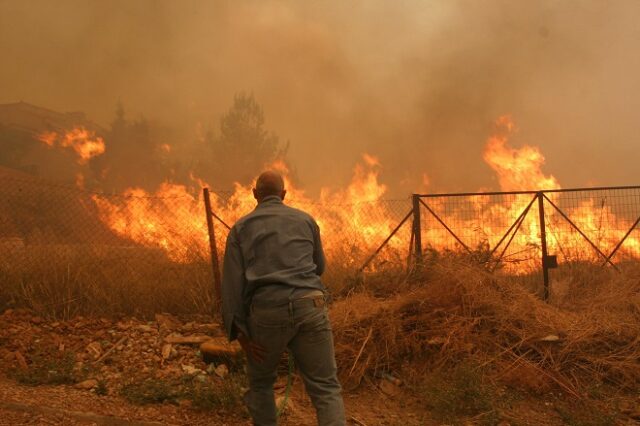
[406,186,640,299]
[1,167,639,318]
[203,186,640,301]
[0,173,217,318]
[0,172,411,318]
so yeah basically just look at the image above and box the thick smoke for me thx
[1,1,639,194]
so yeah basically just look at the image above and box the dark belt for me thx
[250,294,325,311]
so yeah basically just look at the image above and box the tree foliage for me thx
[206,93,287,186]
[91,102,164,191]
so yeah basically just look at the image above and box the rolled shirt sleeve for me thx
[221,227,248,341]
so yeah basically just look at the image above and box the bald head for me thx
[253,171,286,202]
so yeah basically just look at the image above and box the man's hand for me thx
[237,333,267,363]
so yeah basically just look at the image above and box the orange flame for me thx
[38,127,106,164]
[91,116,640,270]
[92,155,399,264]
[483,115,560,191]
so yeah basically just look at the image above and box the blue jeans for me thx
[245,297,346,426]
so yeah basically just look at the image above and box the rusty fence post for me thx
[412,194,423,266]
[203,188,222,309]
[537,192,550,301]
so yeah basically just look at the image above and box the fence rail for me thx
[406,186,640,299]
[1,167,639,318]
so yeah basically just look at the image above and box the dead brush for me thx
[330,259,640,395]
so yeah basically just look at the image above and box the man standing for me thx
[221,171,346,426]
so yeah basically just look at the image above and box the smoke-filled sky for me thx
[2,0,640,195]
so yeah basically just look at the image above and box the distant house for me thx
[0,101,105,135]
[0,102,107,179]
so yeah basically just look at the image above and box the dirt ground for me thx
[1,308,638,425]
[0,376,432,425]
[0,309,431,425]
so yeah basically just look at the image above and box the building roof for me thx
[0,101,106,135]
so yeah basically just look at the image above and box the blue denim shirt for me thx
[221,195,326,341]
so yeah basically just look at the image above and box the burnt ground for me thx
[0,308,638,425]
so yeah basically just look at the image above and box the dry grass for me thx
[3,240,640,401]
[330,259,640,396]
[0,243,396,319]
[0,246,214,319]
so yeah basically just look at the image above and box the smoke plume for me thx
[1,0,639,194]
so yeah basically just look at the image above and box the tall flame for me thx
[38,127,106,164]
[483,115,560,191]
[92,155,396,263]
[90,115,640,269]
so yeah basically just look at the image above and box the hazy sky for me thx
[2,0,640,195]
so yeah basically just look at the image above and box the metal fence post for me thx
[537,192,550,301]
[412,194,423,265]
[203,188,222,309]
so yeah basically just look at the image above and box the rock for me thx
[161,344,173,362]
[155,313,181,332]
[137,324,155,333]
[116,321,131,331]
[181,364,205,375]
[199,339,242,358]
[74,379,98,390]
[165,334,213,345]
[214,364,229,379]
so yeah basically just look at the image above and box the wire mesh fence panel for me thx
[416,186,640,297]
[542,188,640,266]
[207,196,414,279]
[0,172,215,318]
[419,193,541,269]
[3,165,639,318]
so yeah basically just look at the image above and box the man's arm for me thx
[221,227,248,341]
[312,220,326,276]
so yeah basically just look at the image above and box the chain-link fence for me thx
[204,192,414,295]
[0,171,414,317]
[0,172,215,318]
[3,166,638,317]
[413,186,640,298]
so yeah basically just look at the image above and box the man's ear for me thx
[252,188,259,201]
[280,189,287,201]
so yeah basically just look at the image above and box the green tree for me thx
[207,93,287,186]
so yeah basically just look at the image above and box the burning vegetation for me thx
[2,2,640,423]
[1,96,640,426]
[37,127,105,165]
[1,93,639,426]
